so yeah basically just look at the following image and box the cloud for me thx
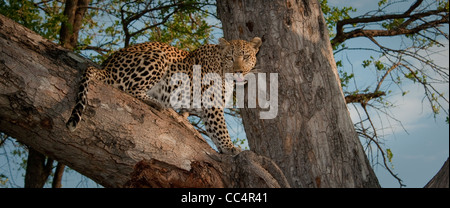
[348,81,448,137]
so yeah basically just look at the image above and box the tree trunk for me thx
[217,0,380,187]
[0,14,289,188]
[52,163,65,188]
[24,147,53,188]
[425,158,449,188]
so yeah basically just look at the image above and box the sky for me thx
[327,0,449,188]
[1,0,448,188]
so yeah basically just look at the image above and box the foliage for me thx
[319,0,356,51]
[151,11,213,51]
[0,0,65,41]
[0,0,215,63]
[0,133,27,187]
[75,0,216,63]
[232,137,249,151]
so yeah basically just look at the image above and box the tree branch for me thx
[332,2,448,46]
[345,91,386,104]
[78,45,110,55]
[404,0,424,16]
[120,1,205,47]
[0,14,289,188]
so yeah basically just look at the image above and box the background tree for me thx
[217,0,381,188]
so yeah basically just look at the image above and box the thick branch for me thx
[345,91,386,104]
[0,14,289,188]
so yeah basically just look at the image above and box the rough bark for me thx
[425,158,449,188]
[0,14,289,188]
[217,0,380,187]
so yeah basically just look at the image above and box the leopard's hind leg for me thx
[66,66,109,132]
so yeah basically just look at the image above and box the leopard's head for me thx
[219,37,262,77]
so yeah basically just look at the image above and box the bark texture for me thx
[424,158,449,188]
[0,14,289,188]
[24,0,89,189]
[217,0,380,187]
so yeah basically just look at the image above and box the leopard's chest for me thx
[146,68,229,113]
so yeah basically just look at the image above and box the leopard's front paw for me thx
[220,146,242,156]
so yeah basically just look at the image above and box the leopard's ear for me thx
[250,37,262,50]
[219,38,230,47]
[218,38,231,52]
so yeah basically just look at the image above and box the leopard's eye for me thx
[225,55,233,60]
[244,55,250,60]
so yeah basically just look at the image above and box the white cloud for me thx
[347,36,449,135]
[348,81,448,137]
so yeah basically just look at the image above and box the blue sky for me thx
[328,0,449,187]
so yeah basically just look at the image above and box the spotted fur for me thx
[66,37,262,155]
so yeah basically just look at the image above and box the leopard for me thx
[66,37,262,155]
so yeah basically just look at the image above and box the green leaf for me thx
[378,0,388,7]
[386,149,393,163]
[362,60,372,68]
[375,61,385,71]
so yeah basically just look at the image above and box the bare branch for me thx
[375,61,402,93]
[404,0,424,16]
[332,2,448,46]
[78,45,110,54]
[356,129,406,188]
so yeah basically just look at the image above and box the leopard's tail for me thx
[66,66,108,132]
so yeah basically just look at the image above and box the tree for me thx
[217,0,381,188]
[59,0,90,50]
[0,0,217,187]
[1,0,379,187]
[0,13,290,188]
[0,0,448,188]
[216,0,448,188]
